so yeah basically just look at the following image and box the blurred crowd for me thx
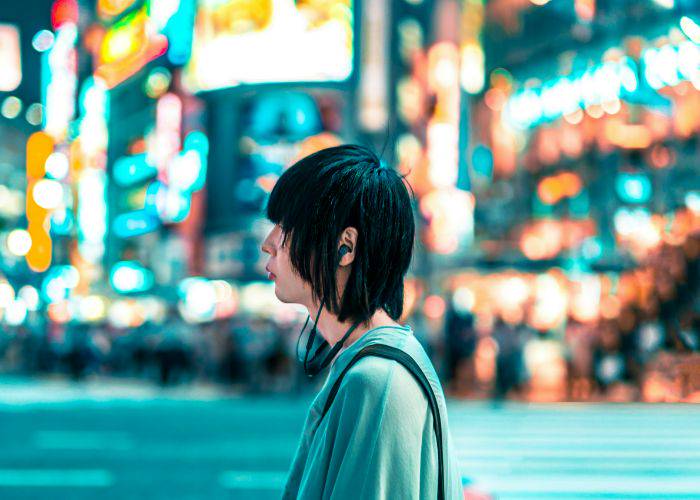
[0,312,307,393]
[1,232,697,402]
[444,232,700,402]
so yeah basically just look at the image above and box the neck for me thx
[308,303,401,350]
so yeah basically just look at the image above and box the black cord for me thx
[303,299,326,375]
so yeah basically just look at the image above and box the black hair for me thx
[266,144,415,324]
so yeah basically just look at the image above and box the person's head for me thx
[261,144,415,325]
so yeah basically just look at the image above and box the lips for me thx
[265,266,276,280]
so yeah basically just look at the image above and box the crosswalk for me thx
[449,402,700,499]
[1,383,699,499]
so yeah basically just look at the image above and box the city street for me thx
[1,1,699,498]
[1,379,699,499]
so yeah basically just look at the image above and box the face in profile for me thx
[261,224,314,308]
[262,144,415,324]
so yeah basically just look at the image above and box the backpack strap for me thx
[320,344,446,500]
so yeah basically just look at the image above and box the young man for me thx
[261,144,463,499]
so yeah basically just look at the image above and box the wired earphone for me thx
[295,244,364,377]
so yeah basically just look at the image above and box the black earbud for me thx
[338,245,351,258]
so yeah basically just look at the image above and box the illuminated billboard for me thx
[185,0,354,91]
[0,24,21,92]
[95,6,168,88]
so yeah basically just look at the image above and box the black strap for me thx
[320,344,446,500]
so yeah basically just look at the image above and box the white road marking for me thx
[219,470,288,490]
[0,469,113,487]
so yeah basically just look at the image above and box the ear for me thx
[338,227,358,266]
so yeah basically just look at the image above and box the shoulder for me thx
[340,352,427,407]
[341,355,394,398]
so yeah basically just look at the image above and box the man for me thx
[261,144,463,499]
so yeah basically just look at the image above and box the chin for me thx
[272,287,295,304]
[274,289,306,308]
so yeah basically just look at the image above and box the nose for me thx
[261,230,276,256]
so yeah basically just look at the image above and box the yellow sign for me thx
[25,132,55,272]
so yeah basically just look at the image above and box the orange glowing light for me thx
[519,219,575,260]
[484,88,506,111]
[98,0,138,18]
[69,139,84,174]
[428,42,460,93]
[26,221,52,272]
[256,174,278,193]
[600,295,622,319]
[26,132,54,179]
[25,131,54,272]
[604,120,652,149]
[48,301,72,323]
[427,42,460,124]
[401,278,424,322]
[129,138,147,155]
[537,177,563,205]
[95,8,168,89]
[83,24,106,56]
[474,336,497,384]
[521,233,547,260]
[424,294,446,320]
[559,172,583,198]
[295,132,342,161]
[648,144,674,169]
[575,0,596,22]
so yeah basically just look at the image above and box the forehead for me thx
[267,223,287,243]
